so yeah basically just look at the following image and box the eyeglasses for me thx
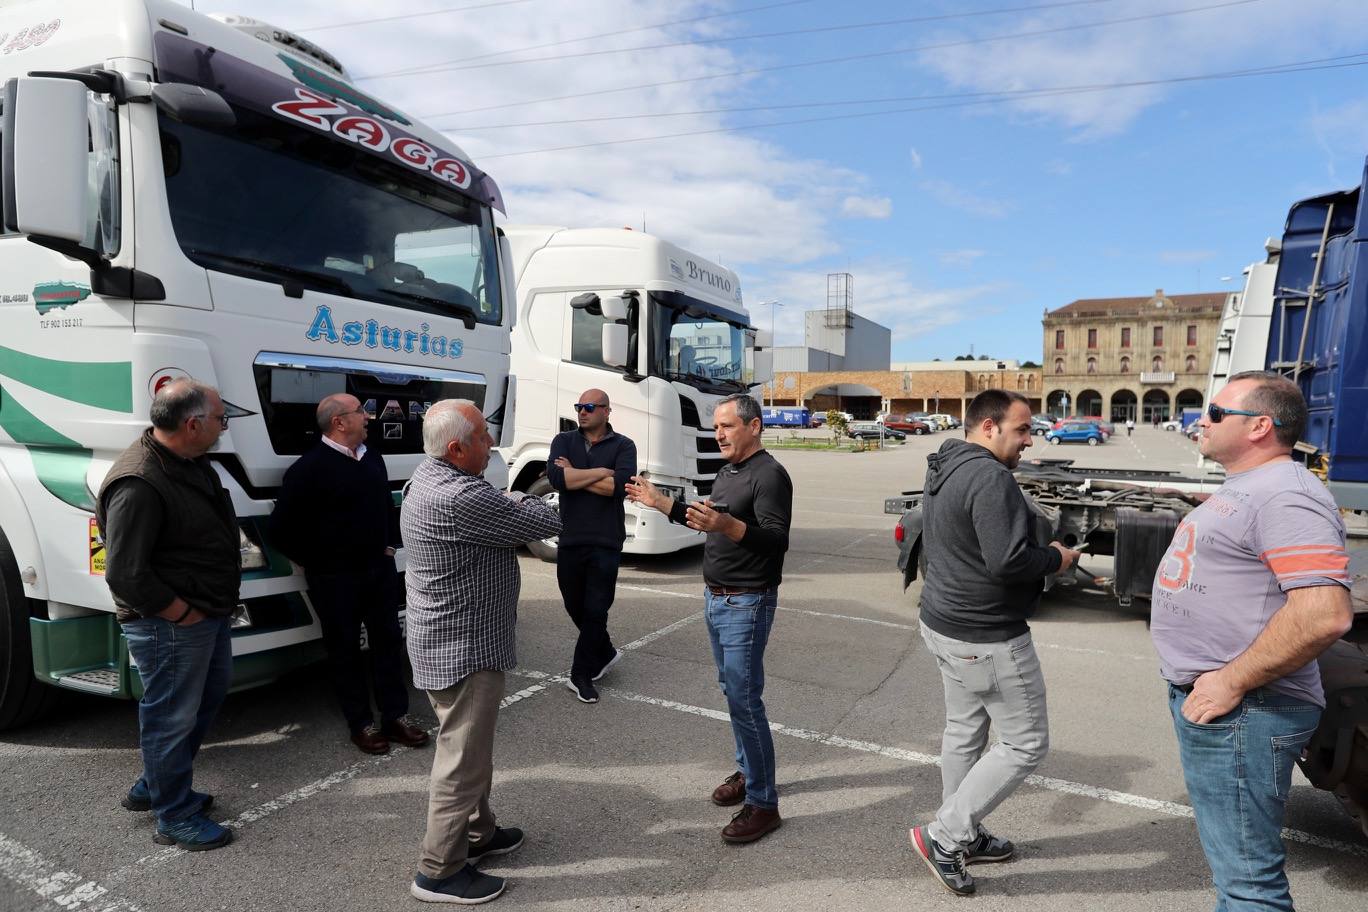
[573,402,609,413]
[195,413,230,430]
[1207,404,1283,426]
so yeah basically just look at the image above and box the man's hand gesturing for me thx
[625,475,666,513]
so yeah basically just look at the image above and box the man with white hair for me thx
[402,399,561,905]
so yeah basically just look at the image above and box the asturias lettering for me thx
[305,304,464,359]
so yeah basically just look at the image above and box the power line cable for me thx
[420,0,1270,117]
[469,55,1364,160]
[296,0,544,33]
[353,0,819,72]
[365,0,1127,80]
[436,51,1368,132]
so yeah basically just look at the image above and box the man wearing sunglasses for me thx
[96,379,238,851]
[545,390,637,704]
[1152,371,1353,911]
[271,394,427,755]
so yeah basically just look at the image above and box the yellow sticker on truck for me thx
[89,518,106,576]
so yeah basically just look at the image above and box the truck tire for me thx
[0,530,59,731]
[524,475,560,563]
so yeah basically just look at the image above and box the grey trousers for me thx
[419,670,506,879]
[920,622,1050,849]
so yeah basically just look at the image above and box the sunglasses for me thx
[573,402,608,413]
[1207,404,1283,426]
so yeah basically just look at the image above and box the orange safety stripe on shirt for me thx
[1260,544,1345,559]
[1262,550,1349,579]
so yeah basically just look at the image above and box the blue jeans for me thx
[1168,684,1321,911]
[123,615,233,825]
[705,587,778,810]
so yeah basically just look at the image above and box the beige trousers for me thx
[418,670,505,879]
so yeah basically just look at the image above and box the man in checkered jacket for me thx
[401,399,561,906]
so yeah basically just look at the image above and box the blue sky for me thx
[182,0,1368,363]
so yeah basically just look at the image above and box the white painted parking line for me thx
[501,671,1368,860]
[0,833,143,911]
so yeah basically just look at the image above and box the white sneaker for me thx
[592,648,625,682]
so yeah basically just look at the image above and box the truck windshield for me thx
[648,292,748,392]
[158,106,501,326]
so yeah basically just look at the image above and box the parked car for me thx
[1064,415,1114,437]
[883,418,931,435]
[908,412,942,430]
[1186,423,1202,441]
[1030,416,1054,436]
[1161,418,1182,431]
[847,421,906,441]
[1046,421,1105,446]
[928,413,960,429]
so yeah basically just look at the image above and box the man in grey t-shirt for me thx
[1152,371,1352,912]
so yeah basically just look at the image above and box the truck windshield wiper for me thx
[190,251,356,298]
[375,287,479,330]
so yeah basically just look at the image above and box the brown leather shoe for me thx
[382,717,430,748]
[721,804,782,844]
[711,771,746,807]
[350,724,390,755]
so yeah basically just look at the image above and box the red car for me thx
[1054,415,1114,438]
[882,418,931,435]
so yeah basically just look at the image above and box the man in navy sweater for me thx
[545,389,637,704]
[271,394,429,755]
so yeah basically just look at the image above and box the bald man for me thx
[271,394,428,755]
[546,389,637,703]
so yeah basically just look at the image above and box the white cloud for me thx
[748,262,1010,347]
[841,195,894,219]
[190,0,884,268]
[937,249,986,268]
[920,179,1011,219]
[914,0,1368,137]
[909,147,923,170]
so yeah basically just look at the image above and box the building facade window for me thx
[1120,356,1131,373]
[1153,325,1164,347]
[1187,324,1198,346]
[1055,329,1065,350]
[1185,354,1198,372]
[1054,358,1064,374]
[1152,355,1164,372]
[1087,357,1097,374]
[1087,328,1097,349]
[1121,327,1131,348]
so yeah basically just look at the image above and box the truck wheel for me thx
[0,530,59,731]
[1088,437,1100,446]
[1049,437,1061,445]
[524,476,560,563]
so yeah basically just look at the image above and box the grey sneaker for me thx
[411,865,504,904]
[965,827,1015,863]
[910,825,974,895]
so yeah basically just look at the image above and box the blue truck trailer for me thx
[762,406,810,428]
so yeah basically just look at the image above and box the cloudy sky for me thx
[177,0,1368,362]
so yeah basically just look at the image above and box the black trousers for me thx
[557,544,622,680]
[306,559,408,733]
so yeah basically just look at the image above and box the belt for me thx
[1170,681,1195,694]
[707,584,768,596]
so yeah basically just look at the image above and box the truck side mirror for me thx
[600,294,629,321]
[751,348,774,387]
[3,76,91,243]
[602,324,629,368]
[151,83,235,127]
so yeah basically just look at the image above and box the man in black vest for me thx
[271,394,428,755]
[97,380,238,851]
[546,388,637,704]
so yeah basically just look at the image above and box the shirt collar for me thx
[579,422,617,445]
[321,434,366,461]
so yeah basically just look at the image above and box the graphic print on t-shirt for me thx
[1157,518,1197,592]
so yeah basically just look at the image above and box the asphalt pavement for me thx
[2,428,1365,912]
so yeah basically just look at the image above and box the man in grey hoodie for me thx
[909,389,1080,896]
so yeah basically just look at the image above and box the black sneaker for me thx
[592,648,624,682]
[910,825,975,895]
[565,677,598,704]
[411,865,505,904]
[965,827,1015,863]
[468,827,524,865]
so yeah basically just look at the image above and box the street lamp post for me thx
[758,299,782,406]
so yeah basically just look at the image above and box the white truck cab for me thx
[0,0,515,728]
[501,227,771,558]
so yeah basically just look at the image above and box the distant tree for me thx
[953,354,974,361]
[978,354,991,360]
[1021,360,1040,369]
